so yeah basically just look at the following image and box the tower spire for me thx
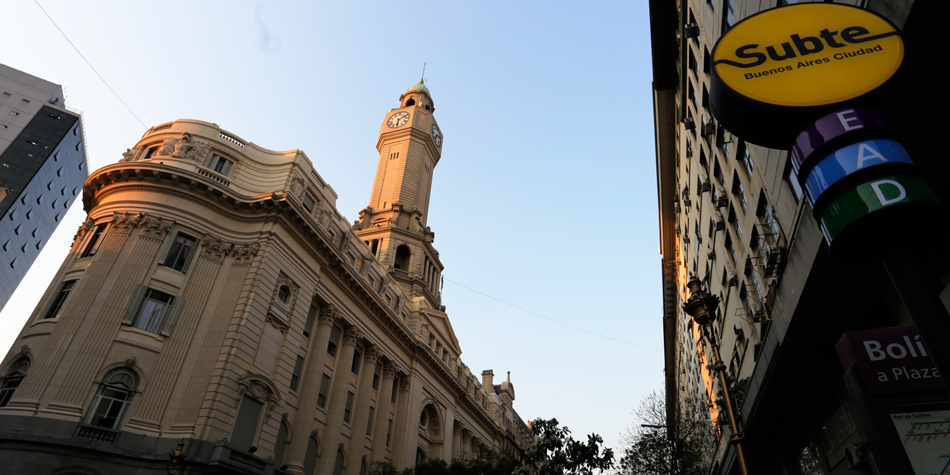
[421,62,426,83]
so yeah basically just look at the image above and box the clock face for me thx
[431,124,442,147]
[387,111,410,128]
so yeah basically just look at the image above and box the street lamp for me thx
[682,275,750,475]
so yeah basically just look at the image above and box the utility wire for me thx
[34,0,147,129]
[443,278,661,352]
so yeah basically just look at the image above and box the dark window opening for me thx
[394,245,411,270]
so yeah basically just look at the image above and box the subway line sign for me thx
[710,4,904,148]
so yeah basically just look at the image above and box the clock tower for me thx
[353,79,445,309]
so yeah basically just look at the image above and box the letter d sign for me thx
[871,179,906,206]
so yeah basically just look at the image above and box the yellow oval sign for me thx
[713,4,903,107]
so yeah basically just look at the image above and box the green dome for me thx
[407,79,430,96]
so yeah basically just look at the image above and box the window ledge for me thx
[116,326,165,351]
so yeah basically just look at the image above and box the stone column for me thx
[344,346,380,474]
[283,307,338,475]
[370,362,396,462]
[452,426,462,460]
[462,432,472,460]
[390,374,412,469]
[317,328,362,475]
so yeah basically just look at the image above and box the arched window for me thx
[406,98,416,107]
[333,449,345,475]
[274,421,289,467]
[303,436,319,475]
[86,367,139,429]
[0,359,30,407]
[278,285,291,304]
[416,448,426,466]
[420,410,427,426]
[394,245,411,270]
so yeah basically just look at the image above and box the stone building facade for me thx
[0,81,531,475]
[651,1,944,474]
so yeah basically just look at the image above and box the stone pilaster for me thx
[281,306,338,475]
[390,373,412,469]
[370,363,396,461]
[344,346,380,474]
[316,328,362,475]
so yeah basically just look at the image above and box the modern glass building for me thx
[0,64,87,310]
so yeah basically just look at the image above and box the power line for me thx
[34,0,147,129]
[443,277,661,352]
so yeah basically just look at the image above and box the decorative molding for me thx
[201,234,231,259]
[364,346,381,365]
[19,345,31,360]
[120,146,141,163]
[318,305,339,327]
[290,176,306,198]
[231,242,260,261]
[110,212,145,233]
[400,374,412,392]
[383,363,397,379]
[342,328,363,346]
[237,374,280,418]
[274,273,300,309]
[266,313,290,334]
[139,216,175,238]
[72,220,96,244]
[124,356,137,367]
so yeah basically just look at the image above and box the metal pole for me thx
[704,327,750,475]
[878,244,950,392]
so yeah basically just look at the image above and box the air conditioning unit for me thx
[684,23,699,39]
[707,248,716,260]
[714,211,725,230]
[715,186,729,207]
[675,224,682,235]
[683,117,696,131]
[728,272,738,287]
[674,202,681,213]
[701,115,716,137]
[734,325,744,339]
[699,173,710,192]
[683,196,692,207]
[684,235,691,244]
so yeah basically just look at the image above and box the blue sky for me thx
[0,0,661,453]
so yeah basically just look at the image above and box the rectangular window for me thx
[160,232,197,272]
[43,280,77,319]
[231,396,263,452]
[317,374,331,408]
[351,349,362,374]
[386,419,393,447]
[729,208,742,238]
[372,363,380,390]
[343,391,354,423]
[367,406,375,435]
[740,142,754,177]
[302,194,315,212]
[122,285,183,336]
[80,224,106,258]
[144,146,158,159]
[786,161,804,202]
[327,326,341,357]
[723,0,735,32]
[391,379,398,403]
[732,173,748,211]
[303,304,318,338]
[290,356,304,391]
[209,154,234,175]
[133,289,173,333]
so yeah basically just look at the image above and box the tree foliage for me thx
[514,418,614,475]
[616,391,714,475]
